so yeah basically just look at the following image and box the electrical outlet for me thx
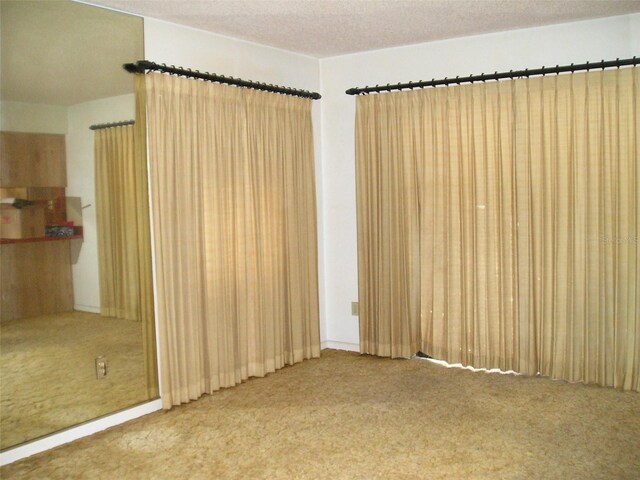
[95,356,108,379]
[351,301,359,316]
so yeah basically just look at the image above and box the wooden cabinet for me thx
[0,132,67,187]
[0,131,74,321]
[1,240,74,321]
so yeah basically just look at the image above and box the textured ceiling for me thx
[89,0,640,57]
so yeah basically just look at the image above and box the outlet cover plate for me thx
[95,356,108,379]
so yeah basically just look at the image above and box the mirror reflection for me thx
[0,0,157,450]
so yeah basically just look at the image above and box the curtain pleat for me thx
[144,73,321,408]
[356,67,639,391]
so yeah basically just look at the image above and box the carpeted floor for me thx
[0,311,149,450]
[2,349,639,479]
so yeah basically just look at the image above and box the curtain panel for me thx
[134,76,160,399]
[94,102,158,398]
[356,67,638,391]
[515,69,639,390]
[95,124,140,321]
[144,73,321,408]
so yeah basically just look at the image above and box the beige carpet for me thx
[2,349,639,479]
[0,311,148,450]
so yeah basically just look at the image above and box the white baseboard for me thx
[74,304,101,314]
[321,340,360,352]
[0,399,162,466]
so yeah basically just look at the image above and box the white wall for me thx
[66,94,135,312]
[144,18,328,340]
[319,14,640,348]
[631,14,640,48]
[0,101,67,134]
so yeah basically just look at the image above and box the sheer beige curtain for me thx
[134,76,159,399]
[95,124,139,321]
[356,82,519,369]
[417,80,520,372]
[356,67,638,391]
[355,93,422,358]
[94,107,158,398]
[144,73,321,408]
[516,68,639,390]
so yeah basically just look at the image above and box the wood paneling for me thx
[0,187,68,225]
[0,132,67,187]
[0,240,74,321]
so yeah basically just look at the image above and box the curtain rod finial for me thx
[122,62,144,74]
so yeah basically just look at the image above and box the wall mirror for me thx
[0,0,158,450]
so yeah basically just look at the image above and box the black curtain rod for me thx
[345,56,639,96]
[89,120,135,131]
[124,60,321,100]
